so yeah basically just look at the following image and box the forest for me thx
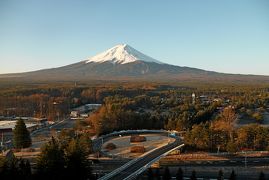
[1,81,269,152]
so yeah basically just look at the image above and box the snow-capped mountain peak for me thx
[86,44,162,64]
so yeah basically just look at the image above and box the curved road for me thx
[98,133,182,180]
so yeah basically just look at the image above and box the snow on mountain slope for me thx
[86,44,163,64]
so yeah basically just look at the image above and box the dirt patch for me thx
[130,146,145,153]
[105,143,117,150]
[130,135,146,143]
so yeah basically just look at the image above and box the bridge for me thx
[94,130,184,180]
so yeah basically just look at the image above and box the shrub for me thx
[130,135,146,143]
[226,141,237,153]
[130,146,145,153]
[105,143,116,150]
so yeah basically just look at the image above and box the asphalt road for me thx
[93,132,169,153]
[31,118,76,148]
[31,118,76,137]
[106,138,182,180]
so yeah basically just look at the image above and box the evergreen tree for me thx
[36,136,95,180]
[229,170,236,180]
[176,167,183,180]
[218,170,224,180]
[190,170,197,180]
[259,171,266,180]
[25,160,32,179]
[147,168,153,180]
[163,167,171,180]
[154,168,161,180]
[13,119,31,148]
[36,137,65,180]
[17,159,32,180]
[7,158,20,180]
[0,156,32,180]
[65,138,93,180]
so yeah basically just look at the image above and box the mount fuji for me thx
[86,44,162,65]
[1,44,269,83]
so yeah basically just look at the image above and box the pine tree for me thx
[154,168,161,180]
[13,119,31,148]
[176,167,183,180]
[229,170,236,180]
[36,137,65,180]
[65,138,93,180]
[259,171,266,180]
[163,167,171,180]
[18,159,32,180]
[147,168,153,180]
[218,170,224,180]
[190,170,197,180]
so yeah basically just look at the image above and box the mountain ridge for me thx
[0,44,269,83]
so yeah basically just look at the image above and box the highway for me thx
[91,130,269,180]
[99,136,182,180]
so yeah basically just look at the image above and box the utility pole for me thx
[244,152,247,168]
[1,132,3,149]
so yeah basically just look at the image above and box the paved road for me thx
[32,118,76,136]
[31,118,76,148]
[105,138,182,180]
[93,131,170,153]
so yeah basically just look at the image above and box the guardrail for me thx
[98,141,174,180]
[124,143,185,180]
[92,129,170,153]
[97,130,180,180]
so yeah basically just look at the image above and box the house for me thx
[28,117,48,127]
[0,128,13,143]
[0,128,13,150]
[70,111,79,118]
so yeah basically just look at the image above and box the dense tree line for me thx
[0,157,32,180]
[185,108,269,152]
[0,131,94,180]
[144,167,266,180]
[88,96,164,135]
[1,82,269,152]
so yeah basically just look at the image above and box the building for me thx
[0,120,40,132]
[27,117,48,127]
[70,104,101,118]
[0,128,13,143]
[70,111,79,118]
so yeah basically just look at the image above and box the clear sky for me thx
[0,0,268,75]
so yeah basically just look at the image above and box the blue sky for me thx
[0,0,268,75]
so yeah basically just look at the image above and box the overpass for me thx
[95,130,184,180]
